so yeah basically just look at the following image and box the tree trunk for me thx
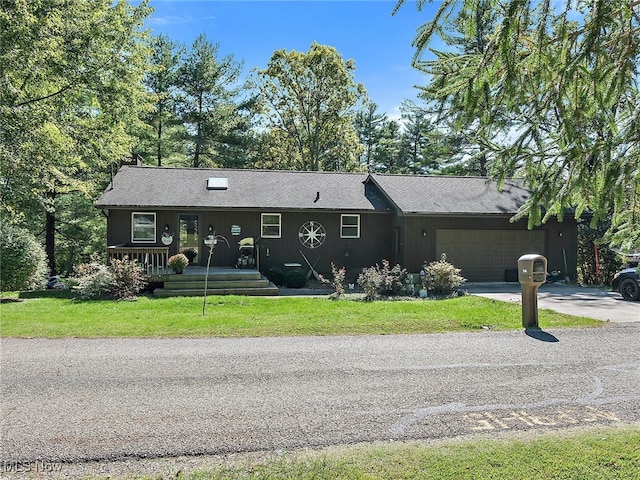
[45,199,56,276]
[479,149,487,176]
[157,113,163,167]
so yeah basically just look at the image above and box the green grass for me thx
[123,426,640,479]
[0,291,602,338]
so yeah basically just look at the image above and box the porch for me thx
[107,246,169,279]
[107,246,277,296]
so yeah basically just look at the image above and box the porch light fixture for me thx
[164,224,170,232]
[422,229,427,237]
[208,225,214,233]
[559,230,563,237]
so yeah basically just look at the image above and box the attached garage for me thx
[436,229,546,281]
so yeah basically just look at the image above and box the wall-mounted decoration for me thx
[299,221,326,249]
[231,225,241,236]
[161,232,174,245]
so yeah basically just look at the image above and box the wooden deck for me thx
[107,247,278,296]
[152,266,278,297]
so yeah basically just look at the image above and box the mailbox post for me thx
[517,254,547,328]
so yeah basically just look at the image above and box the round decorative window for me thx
[298,221,326,249]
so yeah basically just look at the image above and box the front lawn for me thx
[0,292,602,338]
[182,426,639,480]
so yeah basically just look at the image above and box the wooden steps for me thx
[153,268,278,297]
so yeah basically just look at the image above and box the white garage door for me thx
[436,229,546,281]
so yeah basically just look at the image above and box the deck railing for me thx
[107,246,169,276]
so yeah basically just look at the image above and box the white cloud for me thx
[147,14,197,27]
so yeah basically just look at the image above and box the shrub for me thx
[285,268,307,288]
[109,257,147,299]
[378,259,409,296]
[168,253,189,273]
[266,267,286,286]
[422,253,467,295]
[357,265,382,300]
[357,259,409,300]
[0,223,48,291]
[72,258,115,299]
[320,263,346,298]
[72,255,146,300]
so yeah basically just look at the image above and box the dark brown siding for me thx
[106,208,393,276]
[106,208,577,281]
[400,215,578,280]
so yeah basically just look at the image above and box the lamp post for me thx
[202,232,229,316]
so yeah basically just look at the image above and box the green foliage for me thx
[0,0,153,273]
[357,259,409,300]
[72,256,146,299]
[168,253,189,272]
[285,268,307,289]
[395,0,640,249]
[577,222,624,286]
[265,267,286,287]
[177,33,250,168]
[0,223,48,292]
[137,33,186,167]
[422,253,467,295]
[254,42,366,171]
[354,101,388,172]
[72,259,114,300]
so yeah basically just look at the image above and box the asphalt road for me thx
[2,325,639,465]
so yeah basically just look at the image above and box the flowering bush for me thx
[109,257,147,299]
[168,253,189,273]
[72,255,146,300]
[422,253,466,296]
[357,259,409,300]
[320,263,346,298]
[73,259,114,299]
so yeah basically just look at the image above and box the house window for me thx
[261,213,281,238]
[132,212,156,243]
[341,214,360,238]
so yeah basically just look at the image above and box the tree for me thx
[254,42,366,171]
[0,0,152,274]
[375,120,404,173]
[354,102,388,172]
[394,0,640,249]
[140,34,185,166]
[177,33,247,168]
[412,0,498,176]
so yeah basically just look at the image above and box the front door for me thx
[179,214,199,265]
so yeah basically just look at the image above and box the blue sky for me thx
[139,0,442,119]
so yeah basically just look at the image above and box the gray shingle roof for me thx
[367,174,529,214]
[96,166,530,215]
[96,166,386,211]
